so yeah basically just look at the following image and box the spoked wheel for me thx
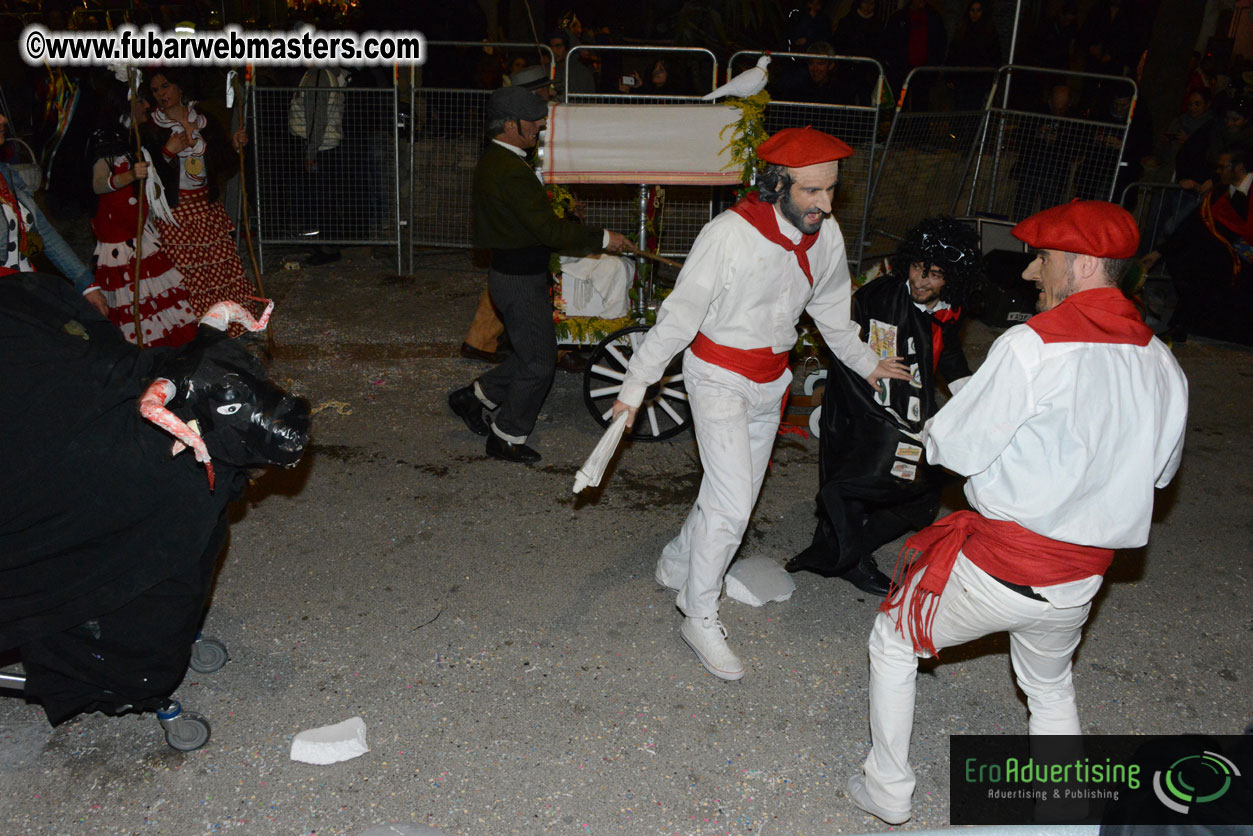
[582,325,691,442]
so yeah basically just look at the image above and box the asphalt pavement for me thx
[1,246,1249,836]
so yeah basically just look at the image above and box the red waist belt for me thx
[881,510,1114,656]
[690,332,789,383]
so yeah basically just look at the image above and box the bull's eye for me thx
[216,403,243,415]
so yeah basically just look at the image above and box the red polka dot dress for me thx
[90,156,198,348]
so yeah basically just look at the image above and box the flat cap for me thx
[487,85,549,122]
[756,126,853,167]
[509,65,553,91]
[1012,199,1139,259]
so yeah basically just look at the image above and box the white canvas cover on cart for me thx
[541,103,742,186]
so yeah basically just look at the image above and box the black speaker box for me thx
[976,250,1037,328]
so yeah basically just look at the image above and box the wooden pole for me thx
[130,68,145,348]
[234,67,265,299]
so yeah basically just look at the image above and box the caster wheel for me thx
[163,710,211,752]
[189,637,229,673]
[582,325,690,442]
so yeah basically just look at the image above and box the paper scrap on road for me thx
[290,716,369,765]
[573,411,629,493]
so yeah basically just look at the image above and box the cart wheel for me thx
[189,637,229,673]
[157,702,212,752]
[803,369,827,395]
[582,325,690,442]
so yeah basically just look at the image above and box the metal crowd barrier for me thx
[730,49,887,276]
[866,64,1137,263]
[250,81,402,272]
[409,42,556,265]
[864,66,999,263]
[965,65,1137,220]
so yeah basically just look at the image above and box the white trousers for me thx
[862,552,1092,812]
[656,352,791,619]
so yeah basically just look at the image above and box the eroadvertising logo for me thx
[1152,749,1240,815]
[950,734,1251,825]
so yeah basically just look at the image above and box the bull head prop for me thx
[138,299,311,490]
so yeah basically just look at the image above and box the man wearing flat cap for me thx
[448,86,627,463]
[611,127,911,682]
[846,200,1188,826]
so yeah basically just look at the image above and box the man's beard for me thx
[780,190,823,234]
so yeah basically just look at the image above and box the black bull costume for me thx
[1,273,309,724]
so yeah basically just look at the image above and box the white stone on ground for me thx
[724,556,795,606]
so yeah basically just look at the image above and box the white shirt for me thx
[618,207,880,407]
[924,318,1188,606]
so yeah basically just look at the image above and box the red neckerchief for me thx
[730,192,818,286]
[1198,191,1242,277]
[1026,286,1152,346]
[0,266,17,277]
[928,305,960,372]
[880,510,1113,656]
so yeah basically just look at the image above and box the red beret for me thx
[1012,200,1140,258]
[756,127,853,167]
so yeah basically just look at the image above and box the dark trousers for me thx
[476,269,556,441]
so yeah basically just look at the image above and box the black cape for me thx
[816,275,969,507]
[1,273,245,722]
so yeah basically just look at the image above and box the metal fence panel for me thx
[410,86,491,250]
[864,66,998,263]
[250,83,401,271]
[963,66,1137,222]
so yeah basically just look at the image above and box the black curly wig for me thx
[888,215,984,309]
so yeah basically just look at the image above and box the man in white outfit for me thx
[612,127,910,681]
[846,200,1189,825]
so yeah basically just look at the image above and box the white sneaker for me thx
[679,616,744,681]
[846,774,911,825]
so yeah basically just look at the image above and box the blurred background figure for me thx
[86,82,198,347]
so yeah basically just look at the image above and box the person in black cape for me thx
[787,216,983,595]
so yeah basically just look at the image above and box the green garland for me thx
[717,89,771,195]
[553,315,638,345]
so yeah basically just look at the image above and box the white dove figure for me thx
[702,54,771,101]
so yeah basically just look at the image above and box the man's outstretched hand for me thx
[867,356,911,394]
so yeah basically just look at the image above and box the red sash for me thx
[880,510,1113,656]
[729,192,818,286]
[1026,286,1152,346]
[691,332,789,383]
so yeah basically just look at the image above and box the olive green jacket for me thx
[471,141,603,257]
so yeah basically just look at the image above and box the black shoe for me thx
[486,433,541,463]
[460,342,507,364]
[785,542,845,576]
[304,249,341,266]
[556,351,588,373]
[839,559,893,597]
[448,386,490,436]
